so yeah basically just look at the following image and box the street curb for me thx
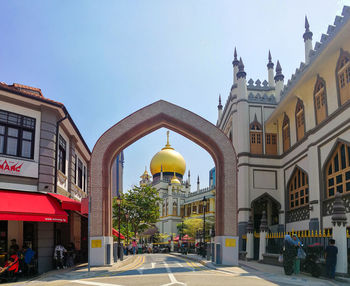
[26,255,137,282]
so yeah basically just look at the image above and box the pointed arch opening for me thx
[250,115,263,154]
[313,75,328,125]
[282,113,290,152]
[287,166,309,211]
[89,100,238,266]
[336,49,350,105]
[295,98,305,141]
[324,140,350,198]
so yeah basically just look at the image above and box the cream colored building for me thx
[217,7,350,252]
[139,131,215,238]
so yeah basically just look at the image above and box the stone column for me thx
[177,198,181,216]
[259,211,268,261]
[246,216,254,260]
[331,193,348,274]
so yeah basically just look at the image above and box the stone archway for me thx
[89,100,238,266]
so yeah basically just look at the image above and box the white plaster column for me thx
[246,216,254,260]
[168,196,173,216]
[331,193,348,274]
[259,211,268,261]
[177,198,181,216]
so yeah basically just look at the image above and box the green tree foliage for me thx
[177,217,215,239]
[112,185,161,240]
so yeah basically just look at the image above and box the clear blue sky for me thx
[0,1,348,190]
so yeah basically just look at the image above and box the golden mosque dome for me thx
[170,173,181,185]
[150,131,186,176]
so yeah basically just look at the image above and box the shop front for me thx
[0,189,84,273]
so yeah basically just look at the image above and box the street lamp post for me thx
[125,212,129,246]
[202,196,207,258]
[116,196,122,260]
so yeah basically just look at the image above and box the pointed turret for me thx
[236,57,248,100]
[160,164,163,180]
[274,60,284,102]
[187,170,191,186]
[217,94,223,122]
[232,47,239,84]
[267,50,275,87]
[197,175,200,192]
[236,58,246,79]
[303,16,313,64]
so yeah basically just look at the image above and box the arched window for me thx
[288,167,309,210]
[313,75,328,124]
[173,201,177,215]
[295,99,305,141]
[325,142,350,198]
[282,114,290,152]
[250,115,263,154]
[336,49,350,105]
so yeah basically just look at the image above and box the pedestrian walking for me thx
[292,234,305,274]
[132,239,137,255]
[283,235,297,275]
[325,239,338,279]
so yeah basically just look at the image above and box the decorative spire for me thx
[232,47,239,66]
[236,57,247,79]
[188,170,190,177]
[218,94,223,110]
[161,165,163,172]
[197,175,200,184]
[303,15,313,41]
[332,192,347,226]
[246,216,254,233]
[267,50,274,69]
[162,130,174,150]
[274,60,284,82]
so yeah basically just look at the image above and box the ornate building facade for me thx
[217,7,350,251]
[139,131,215,237]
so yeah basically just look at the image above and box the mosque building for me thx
[216,6,350,256]
[139,131,215,237]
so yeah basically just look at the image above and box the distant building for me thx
[111,151,124,197]
[139,131,215,238]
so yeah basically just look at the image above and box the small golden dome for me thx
[171,173,181,185]
[150,131,186,176]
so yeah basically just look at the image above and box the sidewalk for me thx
[10,255,139,285]
[171,252,350,286]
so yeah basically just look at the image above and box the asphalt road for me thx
[18,254,347,286]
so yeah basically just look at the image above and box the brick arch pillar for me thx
[89,100,238,266]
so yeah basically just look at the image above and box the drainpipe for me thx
[54,113,68,193]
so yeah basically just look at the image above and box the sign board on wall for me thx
[0,157,38,178]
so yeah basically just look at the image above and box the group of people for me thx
[123,240,154,255]
[283,234,338,279]
[0,239,35,281]
[53,242,76,270]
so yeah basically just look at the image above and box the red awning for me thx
[0,190,68,223]
[47,193,81,212]
[112,228,125,239]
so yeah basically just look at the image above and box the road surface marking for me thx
[176,262,183,268]
[72,280,124,286]
[151,262,156,268]
[161,261,186,286]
